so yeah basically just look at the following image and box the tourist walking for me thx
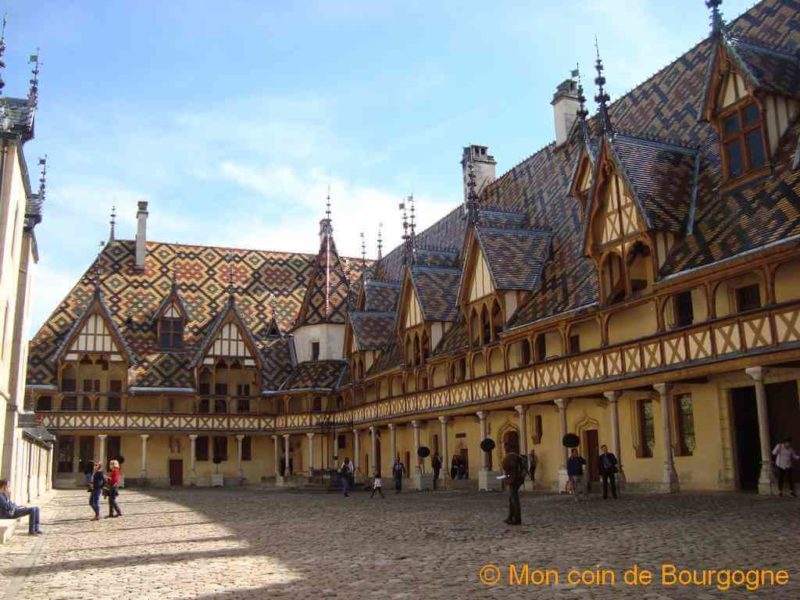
[598,444,618,499]
[567,448,587,501]
[502,441,525,525]
[392,457,405,493]
[772,437,799,497]
[89,461,105,520]
[528,449,538,485]
[370,470,384,498]
[340,457,354,497]
[432,452,442,489]
[107,459,123,518]
[0,479,43,535]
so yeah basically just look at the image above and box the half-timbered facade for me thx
[28,0,800,495]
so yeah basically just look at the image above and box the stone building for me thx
[28,0,800,494]
[0,28,53,503]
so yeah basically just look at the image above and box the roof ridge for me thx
[612,131,699,155]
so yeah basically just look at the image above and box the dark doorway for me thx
[404,451,410,477]
[584,429,600,485]
[766,381,800,483]
[459,448,469,479]
[732,386,760,491]
[503,430,520,453]
[169,459,183,486]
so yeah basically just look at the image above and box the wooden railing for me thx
[38,300,800,432]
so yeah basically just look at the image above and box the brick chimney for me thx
[552,78,580,146]
[135,201,148,270]
[461,145,496,202]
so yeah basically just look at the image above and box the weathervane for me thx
[28,48,40,107]
[0,14,7,95]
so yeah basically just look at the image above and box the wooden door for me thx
[169,459,183,486]
[585,429,600,482]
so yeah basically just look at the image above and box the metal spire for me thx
[28,48,40,108]
[575,63,588,120]
[594,38,612,135]
[109,205,116,243]
[37,155,47,202]
[377,222,383,260]
[325,184,332,221]
[399,198,411,266]
[0,15,7,95]
[706,0,724,37]
[465,164,480,225]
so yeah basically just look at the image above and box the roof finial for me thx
[594,37,612,135]
[325,184,332,221]
[0,15,7,95]
[109,204,116,243]
[28,48,40,108]
[225,253,234,298]
[575,63,588,120]
[706,0,724,37]
[399,198,412,266]
[360,231,367,266]
[465,163,480,225]
[377,222,383,260]
[37,155,47,203]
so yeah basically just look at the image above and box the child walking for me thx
[370,470,384,498]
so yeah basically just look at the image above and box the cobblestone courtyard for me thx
[0,487,798,599]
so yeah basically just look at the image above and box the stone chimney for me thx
[552,78,580,146]
[135,201,148,270]
[461,145,496,201]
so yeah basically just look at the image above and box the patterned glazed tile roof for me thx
[281,360,347,391]
[366,341,402,375]
[349,312,395,350]
[363,280,400,312]
[295,224,365,327]
[27,239,367,389]
[434,316,468,356]
[476,226,552,290]
[410,266,461,322]
[259,336,294,392]
[0,97,35,138]
[727,36,800,98]
[608,134,699,233]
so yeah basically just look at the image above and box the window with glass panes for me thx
[720,102,766,180]
[159,317,184,348]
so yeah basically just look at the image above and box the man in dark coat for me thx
[432,453,442,489]
[598,444,619,499]
[501,441,524,525]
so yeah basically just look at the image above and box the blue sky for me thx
[3,0,751,335]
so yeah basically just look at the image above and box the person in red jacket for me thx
[106,459,123,518]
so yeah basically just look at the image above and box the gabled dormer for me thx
[152,280,189,350]
[344,311,394,381]
[701,30,800,185]
[397,264,459,370]
[583,134,697,305]
[458,214,551,346]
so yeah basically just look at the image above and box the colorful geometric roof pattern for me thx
[726,36,800,98]
[363,280,400,312]
[475,226,552,291]
[409,266,461,322]
[27,239,367,390]
[281,360,347,392]
[294,221,363,327]
[349,312,396,350]
[607,134,699,234]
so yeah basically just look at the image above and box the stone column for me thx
[236,434,245,479]
[283,434,290,477]
[554,399,569,492]
[271,434,281,481]
[353,429,360,478]
[603,391,625,484]
[438,416,448,486]
[140,434,149,480]
[515,405,532,491]
[653,383,679,493]
[369,426,377,477]
[411,420,421,471]
[306,432,315,475]
[388,423,397,464]
[97,434,107,469]
[188,434,197,478]
[746,367,775,495]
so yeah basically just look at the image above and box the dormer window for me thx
[721,101,767,181]
[159,317,184,349]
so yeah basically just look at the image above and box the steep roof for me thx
[27,239,368,390]
[350,311,395,350]
[281,360,347,392]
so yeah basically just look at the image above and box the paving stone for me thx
[0,489,797,599]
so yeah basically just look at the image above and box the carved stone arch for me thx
[495,419,520,455]
[573,413,601,453]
